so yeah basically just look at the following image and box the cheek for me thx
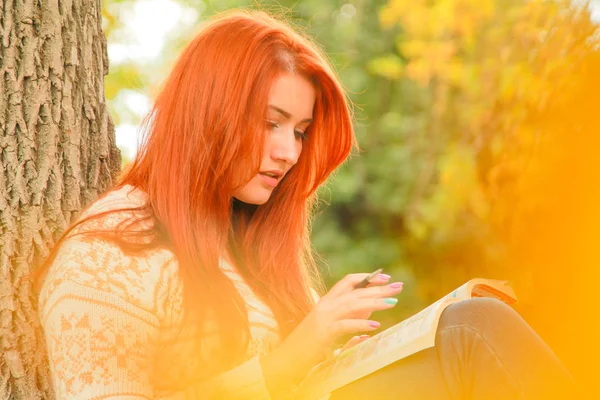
[262,136,272,159]
[263,142,272,159]
[296,140,304,157]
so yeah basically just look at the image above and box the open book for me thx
[299,278,518,400]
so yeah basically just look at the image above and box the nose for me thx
[268,127,302,166]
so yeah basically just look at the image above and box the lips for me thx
[259,170,284,188]
[259,170,283,179]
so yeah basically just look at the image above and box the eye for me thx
[294,130,308,141]
[266,120,279,130]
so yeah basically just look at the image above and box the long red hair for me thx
[40,10,355,371]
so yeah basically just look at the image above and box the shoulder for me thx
[88,184,147,212]
[73,184,152,234]
[38,231,182,328]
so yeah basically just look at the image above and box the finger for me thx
[327,273,391,297]
[355,282,404,298]
[331,296,398,320]
[327,274,370,297]
[363,274,393,287]
[340,336,363,352]
[340,335,370,352]
[331,319,381,337]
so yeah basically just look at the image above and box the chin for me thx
[232,179,276,205]
[245,197,270,205]
[233,191,273,206]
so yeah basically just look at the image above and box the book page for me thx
[300,294,460,399]
[299,278,518,400]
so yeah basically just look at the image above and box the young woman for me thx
[38,10,578,400]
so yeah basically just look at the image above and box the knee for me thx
[438,297,522,336]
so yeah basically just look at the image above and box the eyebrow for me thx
[268,105,313,124]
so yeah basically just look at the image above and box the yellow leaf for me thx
[405,60,432,86]
[367,55,405,80]
[400,39,428,58]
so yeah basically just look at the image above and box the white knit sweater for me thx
[39,185,285,399]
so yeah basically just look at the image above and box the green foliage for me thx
[104,0,600,325]
[373,0,599,303]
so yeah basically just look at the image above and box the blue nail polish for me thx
[384,298,398,305]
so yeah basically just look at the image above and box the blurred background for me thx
[103,0,600,395]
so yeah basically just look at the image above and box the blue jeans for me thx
[331,298,580,400]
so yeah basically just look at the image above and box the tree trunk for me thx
[0,0,120,398]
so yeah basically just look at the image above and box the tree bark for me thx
[0,0,120,398]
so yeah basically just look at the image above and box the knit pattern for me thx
[38,185,280,399]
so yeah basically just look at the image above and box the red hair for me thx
[40,10,355,372]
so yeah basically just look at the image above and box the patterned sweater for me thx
[38,185,283,399]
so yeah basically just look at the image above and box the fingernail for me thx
[389,282,403,289]
[359,334,370,338]
[369,321,381,328]
[384,298,398,305]
[378,274,391,281]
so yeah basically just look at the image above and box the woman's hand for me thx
[260,273,403,393]
[339,334,371,352]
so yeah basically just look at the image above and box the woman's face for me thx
[233,73,316,205]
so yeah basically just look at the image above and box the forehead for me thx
[268,73,316,119]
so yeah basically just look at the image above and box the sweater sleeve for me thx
[175,356,271,400]
[39,237,272,400]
